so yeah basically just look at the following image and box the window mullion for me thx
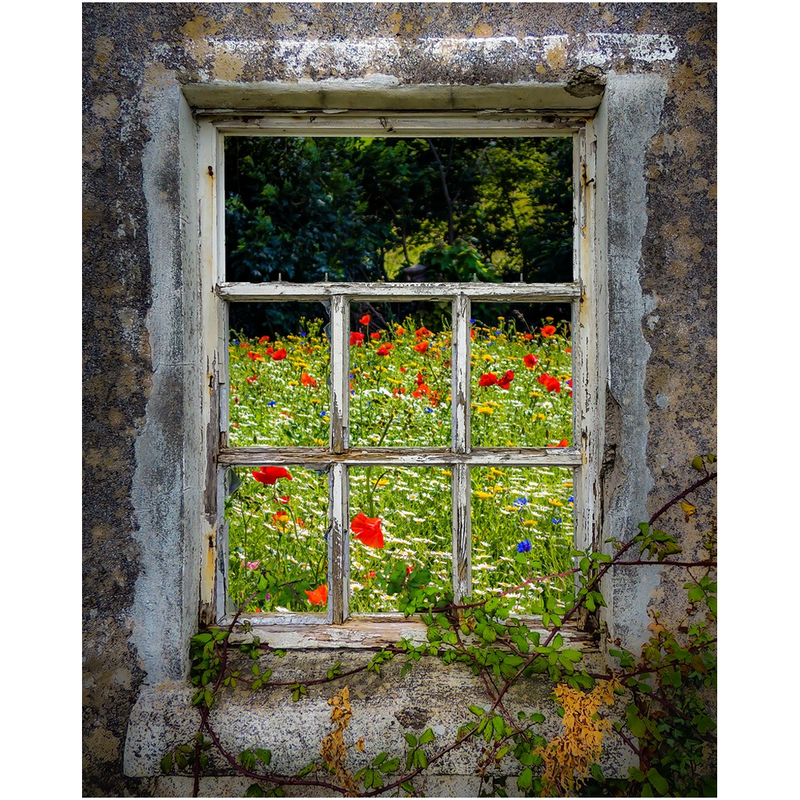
[327,462,350,624]
[327,296,350,623]
[451,293,471,604]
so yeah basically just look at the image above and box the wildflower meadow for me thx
[226,312,574,616]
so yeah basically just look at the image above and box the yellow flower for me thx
[475,490,493,499]
[477,406,494,415]
[523,520,537,526]
[549,499,563,507]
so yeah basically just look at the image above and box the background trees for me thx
[225,136,573,335]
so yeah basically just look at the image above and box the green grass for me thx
[226,315,574,615]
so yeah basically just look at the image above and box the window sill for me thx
[223,614,598,651]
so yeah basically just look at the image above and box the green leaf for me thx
[245,784,267,797]
[160,752,172,774]
[380,757,400,773]
[255,748,272,766]
[691,455,705,472]
[468,705,486,716]
[419,728,435,745]
[627,708,647,739]
[404,733,417,747]
[647,768,668,795]
[518,768,533,791]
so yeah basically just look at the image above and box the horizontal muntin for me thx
[217,281,581,303]
[218,446,582,468]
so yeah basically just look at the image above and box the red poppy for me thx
[278,496,290,504]
[523,333,534,340]
[547,439,569,448]
[351,513,384,548]
[415,326,432,339]
[305,584,328,606]
[392,386,406,396]
[415,372,426,385]
[478,372,498,387]
[258,335,270,345]
[359,314,371,326]
[395,326,405,336]
[376,344,394,356]
[541,325,557,337]
[498,370,514,389]
[252,466,293,485]
[542,376,561,393]
[272,348,287,361]
[412,383,430,398]
[246,375,258,385]
[271,510,289,525]
[301,372,318,387]
[265,346,274,355]
[247,351,264,362]
[370,331,381,340]
[399,367,407,373]
[523,354,539,369]
[350,332,364,347]
[414,341,429,354]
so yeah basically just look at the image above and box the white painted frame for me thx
[197,113,602,631]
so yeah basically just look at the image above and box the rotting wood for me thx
[328,463,349,625]
[217,281,580,303]
[217,447,582,468]
[222,617,598,651]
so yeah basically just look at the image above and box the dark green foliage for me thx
[224,136,573,335]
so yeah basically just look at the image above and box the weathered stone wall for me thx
[83,4,716,796]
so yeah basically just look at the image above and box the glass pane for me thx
[471,467,574,616]
[349,302,451,448]
[470,305,573,448]
[228,303,330,447]
[349,467,452,613]
[226,465,329,614]
[224,136,572,283]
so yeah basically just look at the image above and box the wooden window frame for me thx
[197,112,602,635]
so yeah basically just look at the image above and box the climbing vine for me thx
[161,457,716,797]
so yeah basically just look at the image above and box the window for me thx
[196,113,601,632]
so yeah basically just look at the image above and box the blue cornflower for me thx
[320,411,328,417]
[470,318,476,323]
[299,332,307,337]
[568,495,574,504]
[517,539,532,553]
[513,497,528,507]
[232,339,239,346]
[267,401,277,407]
[424,407,433,413]
[551,517,562,525]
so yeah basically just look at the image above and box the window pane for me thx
[224,136,572,284]
[349,467,452,613]
[229,303,330,447]
[349,302,451,448]
[470,305,573,448]
[471,467,574,616]
[226,465,329,614]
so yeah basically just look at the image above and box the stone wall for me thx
[83,4,716,796]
